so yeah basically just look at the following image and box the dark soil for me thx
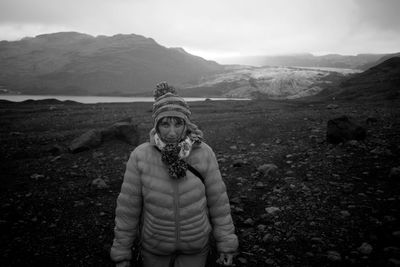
[1,98,400,266]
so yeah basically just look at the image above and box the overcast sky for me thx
[0,0,399,61]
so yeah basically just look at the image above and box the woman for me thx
[110,82,238,267]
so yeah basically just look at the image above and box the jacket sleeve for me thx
[110,149,142,262]
[204,146,239,253]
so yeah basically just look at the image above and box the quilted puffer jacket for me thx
[110,138,238,262]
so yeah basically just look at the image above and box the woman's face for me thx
[157,117,185,144]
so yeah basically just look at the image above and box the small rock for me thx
[343,183,354,193]
[232,159,245,167]
[237,257,247,264]
[265,207,280,214]
[265,258,275,265]
[243,218,254,225]
[91,178,109,189]
[340,210,351,217]
[388,258,400,266]
[50,155,62,162]
[393,231,400,238]
[284,177,296,183]
[358,242,373,255]
[285,170,295,175]
[234,206,244,213]
[305,252,314,257]
[327,250,342,261]
[326,104,339,109]
[272,236,280,242]
[229,145,238,150]
[273,185,282,193]
[384,246,400,255]
[92,151,104,158]
[255,181,265,188]
[257,164,278,176]
[346,140,360,147]
[366,117,378,125]
[257,224,266,232]
[30,173,45,180]
[230,197,241,204]
[73,201,85,207]
[389,167,400,179]
[263,233,272,242]
[370,147,392,156]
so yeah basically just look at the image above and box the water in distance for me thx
[0,95,249,104]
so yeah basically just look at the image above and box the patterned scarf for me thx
[154,133,201,179]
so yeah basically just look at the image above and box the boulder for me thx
[326,115,366,144]
[69,129,102,153]
[70,120,140,153]
[103,122,139,146]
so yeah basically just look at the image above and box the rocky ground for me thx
[1,97,400,266]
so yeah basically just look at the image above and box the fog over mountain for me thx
[0,32,398,98]
[216,53,392,70]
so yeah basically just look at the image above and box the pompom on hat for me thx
[152,82,191,126]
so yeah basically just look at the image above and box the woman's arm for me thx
[110,149,143,263]
[203,146,239,254]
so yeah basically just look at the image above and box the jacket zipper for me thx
[174,179,180,250]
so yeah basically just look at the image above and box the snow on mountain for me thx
[185,66,361,99]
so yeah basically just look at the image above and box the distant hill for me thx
[356,52,400,70]
[218,53,394,70]
[319,56,400,100]
[0,32,223,96]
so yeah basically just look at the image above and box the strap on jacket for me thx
[153,146,205,184]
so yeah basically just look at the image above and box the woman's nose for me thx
[167,127,178,137]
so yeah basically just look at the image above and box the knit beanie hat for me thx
[152,82,191,126]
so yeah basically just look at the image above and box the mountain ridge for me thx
[316,56,400,100]
[0,32,223,96]
[1,31,398,98]
[217,53,395,70]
